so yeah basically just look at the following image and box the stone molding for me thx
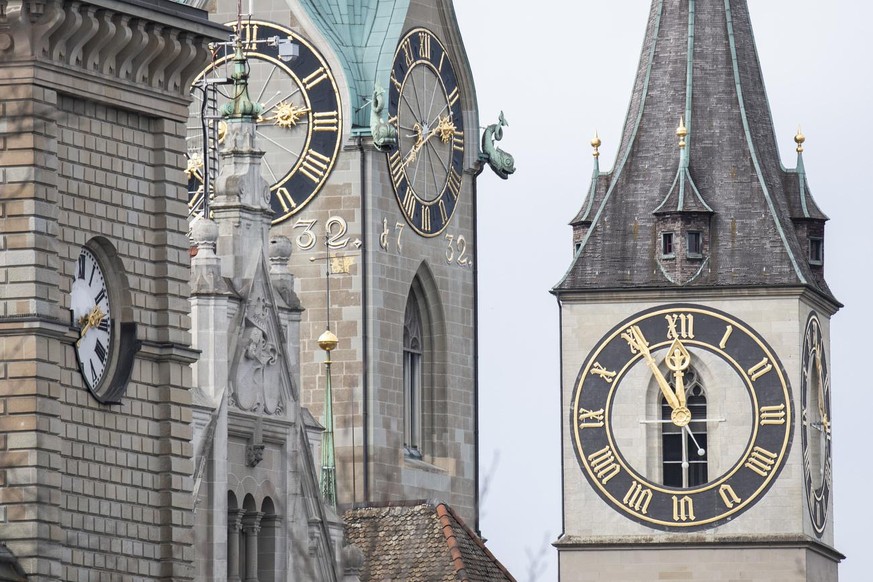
[0,0,227,111]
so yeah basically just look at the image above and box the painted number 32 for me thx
[445,234,470,267]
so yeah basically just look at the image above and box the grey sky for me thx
[454,1,873,580]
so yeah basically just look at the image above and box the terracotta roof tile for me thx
[344,501,516,582]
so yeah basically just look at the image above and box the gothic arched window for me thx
[403,291,424,458]
[661,369,708,487]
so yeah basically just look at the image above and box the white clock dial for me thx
[72,247,113,391]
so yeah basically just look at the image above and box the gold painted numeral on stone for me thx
[299,150,331,183]
[447,167,462,200]
[275,186,297,213]
[418,31,431,60]
[719,484,742,509]
[745,447,778,477]
[623,481,653,514]
[760,404,786,426]
[313,111,339,132]
[666,313,695,340]
[302,67,328,90]
[578,408,605,429]
[587,446,620,485]
[672,495,696,522]
[748,358,773,381]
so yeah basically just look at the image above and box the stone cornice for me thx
[0,0,228,114]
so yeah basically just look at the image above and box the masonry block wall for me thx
[0,1,225,579]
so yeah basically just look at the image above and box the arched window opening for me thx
[661,369,708,487]
[258,497,278,582]
[404,291,424,458]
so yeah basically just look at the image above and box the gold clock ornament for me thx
[801,312,832,536]
[70,241,139,404]
[187,20,343,224]
[571,304,792,530]
[387,28,465,237]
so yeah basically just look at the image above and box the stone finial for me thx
[676,116,688,149]
[591,132,602,158]
[795,127,806,154]
[342,543,365,575]
[191,218,219,254]
[220,40,263,121]
[269,236,293,272]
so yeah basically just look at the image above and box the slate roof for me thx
[344,501,516,581]
[556,0,836,304]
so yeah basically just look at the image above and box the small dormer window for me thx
[687,231,703,258]
[661,232,675,258]
[809,237,823,265]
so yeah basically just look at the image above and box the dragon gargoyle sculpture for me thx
[370,83,397,151]
[481,111,516,179]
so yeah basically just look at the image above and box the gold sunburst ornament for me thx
[185,154,204,179]
[436,115,456,143]
[262,101,309,128]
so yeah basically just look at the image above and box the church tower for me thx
[183,0,509,530]
[554,1,841,580]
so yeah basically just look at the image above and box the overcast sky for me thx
[454,2,873,580]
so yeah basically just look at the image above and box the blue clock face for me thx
[187,21,343,224]
[387,28,465,237]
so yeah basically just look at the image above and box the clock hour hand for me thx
[76,305,105,347]
[665,339,692,408]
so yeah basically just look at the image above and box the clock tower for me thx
[554,1,842,580]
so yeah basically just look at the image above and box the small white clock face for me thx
[71,247,113,391]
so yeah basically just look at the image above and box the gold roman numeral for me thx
[623,481,653,514]
[438,199,448,223]
[418,31,431,60]
[447,86,460,107]
[299,149,331,183]
[587,446,620,485]
[760,404,786,426]
[748,358,773,381]
[719,484,742,509]
[447,167,462,200]
[401,38,414,66]
[402,187,416,217]
[274,186,297,213]
[577,408,604,429]
[452,130,464,152]
[421,205,431,231]
[666,313,695,340]
[745,447,778,477]
[720,325,734,349]
[240,23,259,50]
[390,72,402,92]
[438,52,445,72]
[389,151,404,184]
[589,362,617,383]
[302,67,328,90]
[312,111,339,132]
[673,495,696,522]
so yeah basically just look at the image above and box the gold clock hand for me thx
[665,339,692,408]
[622,325,680,411]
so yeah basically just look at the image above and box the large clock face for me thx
[387,28,465,237]
[571,305,792,531]
[71,247,112,392]
[801,312,832,536]
[186,20,343,224]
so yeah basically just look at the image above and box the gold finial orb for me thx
[676,117,688,149]
[591,133,602,158]
[795,127,805,153]
[318,329,338,352]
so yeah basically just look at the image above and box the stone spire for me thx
[556,0,835,302]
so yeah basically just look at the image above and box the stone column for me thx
[227,509,244,582]
[258,514,281,582]
[242,512,264,582]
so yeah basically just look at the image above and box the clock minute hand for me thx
[622,325,680,411]
[665,339,692,408]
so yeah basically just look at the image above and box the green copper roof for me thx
[298,0,410,133]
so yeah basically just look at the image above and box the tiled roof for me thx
[344,501,516,582]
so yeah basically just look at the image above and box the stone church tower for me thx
[184,0,508,531]
[554,1,842,580]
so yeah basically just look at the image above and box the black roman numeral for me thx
[78,255,86,280]
[95,288,107,305]
[94,340,107,363]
